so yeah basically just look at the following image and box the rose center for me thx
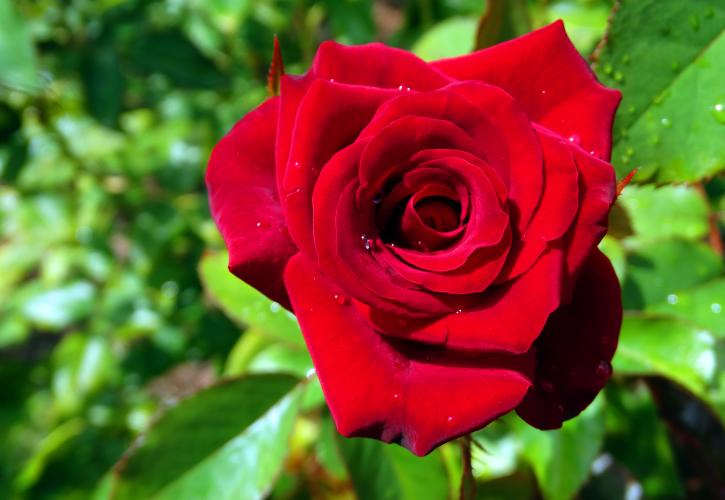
[414,196,461,232]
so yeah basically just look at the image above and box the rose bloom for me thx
[207,21,622,456]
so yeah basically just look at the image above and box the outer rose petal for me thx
[285,253,534,456]
[516,250,621,429]
[206,98,297,308]
[432,20,621,160]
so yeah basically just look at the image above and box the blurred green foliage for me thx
[0,0,723,499]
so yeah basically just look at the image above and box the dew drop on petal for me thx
[595,360,612,379]
[447,415,455,424]
[568,134,581,145]
[333,293,347,305]
[256,220,271,229]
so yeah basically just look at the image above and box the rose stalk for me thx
[207,21,622,457]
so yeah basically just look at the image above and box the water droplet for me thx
[540,89,547,95]
[667,294,679,305]
[603,63,613,75]
[397,84,411,91]
[333,293,347,305]
[689,14,700,31]
[589,150,597,156]
[256,220,270,229]
[447,415,455,424]
[651,135,661,145]
[712,103,725,124]
[568,134,581,145]
[372,192,383,205]
[613,71,624,82]
[625,146,635,157]
[660,117,671,128]
[595,360,612,378]
[455,309,463,315]
[306,367,316,379]
[541,380,554,393]
[270,302,282,313]
[711,303,722,314]
[671,61,680,71]
[328,78,335,83]
[364,239,373,251]
[627,105,636,114]
[393,393,400,400]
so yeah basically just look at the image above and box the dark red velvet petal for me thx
[285,253,534,456]
[206,98,297,308]
[312,41,451,91]
[282,79,396,257]
[432,21,621,161]
[516,249,621,428]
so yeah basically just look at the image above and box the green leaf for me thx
[199,251,303,346]
[595,0,725,181]
[337,437,449,500]
[52,334,118,415]
[647,279,725,338]
[0,0,39,91]
[617,184,710,242]
[598,235,626,283]
[22,281,96,330]
[514,396,606,500]
[604,381,684,498]
[112,374,300,500]
[613,315,716,398]
[622,239,722,309]
[412,17,478,61]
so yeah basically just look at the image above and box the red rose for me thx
[207,21,622,456]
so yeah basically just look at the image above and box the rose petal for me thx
[363,243,565,352]
[206,98,296,307]
[285,253,534,456]
[432,21,621,160]
[282,79,396,256]
[516,249,621,428]
[312,41,451,91]
[497,126,579,282]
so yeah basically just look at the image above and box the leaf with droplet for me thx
[594,0,725,181]
[622,239,722,310]
[613,314,717,400]
[111,374,301,500]
[198,250,303,346]
[267,35,284,97]
[647,279,725,338]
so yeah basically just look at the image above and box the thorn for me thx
[267,35,285,97]
[615,168,637,197]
